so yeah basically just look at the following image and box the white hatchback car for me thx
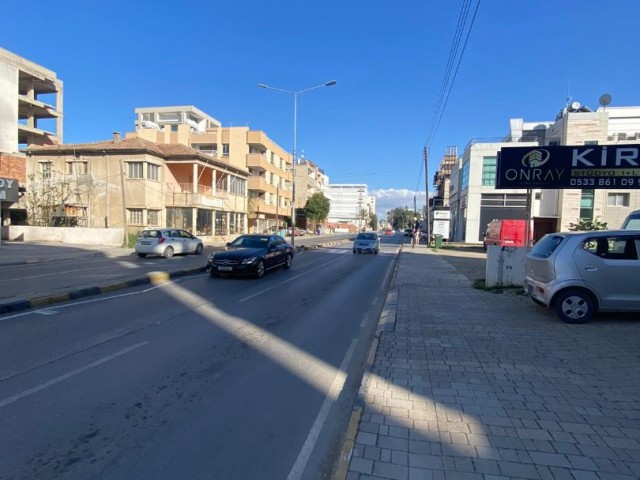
[353,232,380,254]
[526,230,640,323]
[135,228,204,258]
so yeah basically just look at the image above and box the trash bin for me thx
[434,234,443,249]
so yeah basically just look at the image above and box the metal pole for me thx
[424,147,430,245]
[291,92,297,247]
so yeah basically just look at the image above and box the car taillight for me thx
[158,236,166,244]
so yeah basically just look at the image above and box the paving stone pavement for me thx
[344,245,640,480]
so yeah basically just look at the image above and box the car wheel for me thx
[283,254,293,269]
[374,249,379,255]
[255,260,265,278]
[195,244,203,255]
[554,289,595,324]
[137,253,147,258]
[163,246,174,259]
[353,250,356,254]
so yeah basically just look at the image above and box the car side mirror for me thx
[226,242,232,247]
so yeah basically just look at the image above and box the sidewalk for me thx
[341,245,640,480]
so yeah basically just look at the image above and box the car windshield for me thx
[529,235,564,258]
[139,230,159,238]
[621,211,640,230]
[230,236,269,249]
[356,233,376,240]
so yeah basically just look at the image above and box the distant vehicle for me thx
[525,230,640,323]
[286,227,305,236]
[621,210,640,230]
[383,228,394,236]
[135,228,203,258]
[206,234,293,278]
[483,219,528,249]
[353,232,380,254]
[403,228,413,237]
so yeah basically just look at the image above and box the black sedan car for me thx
[206,234,294,278]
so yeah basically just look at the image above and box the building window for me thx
[142,113,155,122]
[461,162,470,190]
[607,192,630,207]
[481,156,497,186]
[40,162,52,179]
[222,144,230,156]
[66,161,88,175]
[229,176,246,196]
[148,164,160,181]
[147,210,160,225]
[196,209,213,236]
[580,189,595,220]
[215,211,228,235]
[584,140,598,146]
[128,208,143,224]
[127,162,144,179]
[166,207,193,229]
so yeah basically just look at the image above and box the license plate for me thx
[218,266,233,271]
[141,241,151,245]
[526,283,533,295]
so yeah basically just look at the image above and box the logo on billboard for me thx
[521,149,550,168]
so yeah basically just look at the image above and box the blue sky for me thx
[3,0,640,218]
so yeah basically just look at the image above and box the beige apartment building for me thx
[293,158,329,202]
[25,133,248,242]
[133,106,293,233]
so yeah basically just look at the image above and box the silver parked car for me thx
[135,228,204,258]
[353,232,380,254]
[525,230,640,323]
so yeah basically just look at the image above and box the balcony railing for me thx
[164,183,227,208]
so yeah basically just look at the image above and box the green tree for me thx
[368,213,378,230]
[387,207,420,230]
[568,217,608,231]
[304,192,331,226]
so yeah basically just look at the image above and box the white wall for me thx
[0,62,18,153]
[5,226,124,246]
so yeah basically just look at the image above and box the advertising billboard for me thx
[496,145,640,189]
[0,177,19,203]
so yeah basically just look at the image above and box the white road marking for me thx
[239,255,345,303]
[371,296,379,306]
[286,339,358,480]
[0,341,149,409]
[360,313,369,328]
[35,309,58,315]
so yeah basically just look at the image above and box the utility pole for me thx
[423,147,430,245]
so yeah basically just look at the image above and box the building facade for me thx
[325,183,370,228]
[26,134,248,242]
[0,47,63,152]
[449,103,640,244]
[132,106,292,234]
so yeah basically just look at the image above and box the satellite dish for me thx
[571,101,581,110]
[599,93,612,107]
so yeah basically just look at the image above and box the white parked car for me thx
[135,228,204,258]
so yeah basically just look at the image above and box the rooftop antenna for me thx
[565,80,572,107]
[599,93,612,111]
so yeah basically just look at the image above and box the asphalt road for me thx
[0,234,354,304]
[0,236,401,480]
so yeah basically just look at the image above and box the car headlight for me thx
[207,253,215,262]
[242,257,257,264]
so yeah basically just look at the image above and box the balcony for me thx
[250,199,281,216]
[164,183,226,209]
[248,176,277,194]
[246,153,271,171]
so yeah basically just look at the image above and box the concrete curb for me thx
[0,239,351,315]
[332,245,402,480]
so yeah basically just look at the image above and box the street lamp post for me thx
[258,80,336,247]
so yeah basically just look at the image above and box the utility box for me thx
[485,246,528,287]
[434,234,443,249]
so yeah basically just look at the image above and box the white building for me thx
[325,183,369,227]
[449,103,640,244]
